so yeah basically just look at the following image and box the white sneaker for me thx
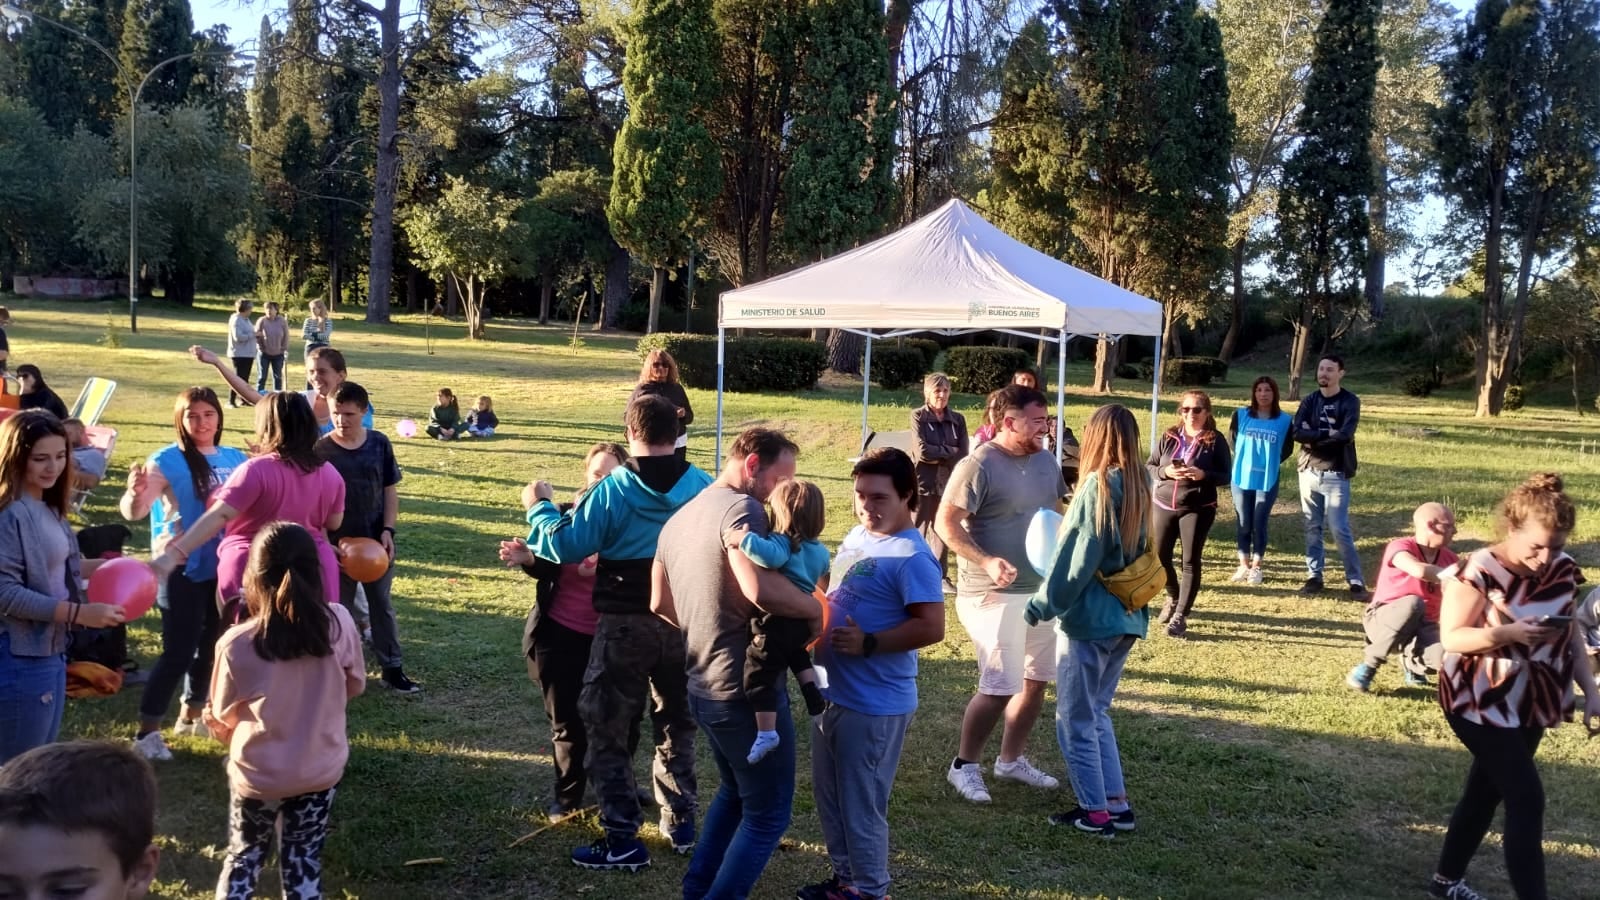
[132,731,173,761]
[1228,564,1251,583]
[172,719,208,737]
[994,756,1060,789]
[946,763,992,803]
[1247,567,1264,586]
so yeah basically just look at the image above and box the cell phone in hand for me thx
[1537,615,1574,628]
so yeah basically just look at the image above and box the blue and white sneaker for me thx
[571,835,650,871]
[660,813,696,855]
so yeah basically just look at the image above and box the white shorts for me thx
[956,590,1057,695]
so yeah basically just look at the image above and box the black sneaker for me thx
[1046,806,1115,838]
[1165,614,1187,638]
[659,812,695,855]
[1349,582,1369,600]
[1427,877,1489,900]
[571,834,650,871]
[796,876,850,900]
[381,668,422,694]
[1299,577,1324,595]
[1108,807,1137,832]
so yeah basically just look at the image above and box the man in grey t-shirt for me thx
[653,428,819,900]
[935,384,1065,804]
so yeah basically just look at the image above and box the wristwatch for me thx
[861,633,878,658]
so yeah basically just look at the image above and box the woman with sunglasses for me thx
[629,350,693,460]
[1147,391,1231,637]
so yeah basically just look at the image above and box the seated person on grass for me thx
[1346,502,1458,692]
[64,417,108,492]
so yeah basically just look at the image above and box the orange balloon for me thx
[338,537,389,583]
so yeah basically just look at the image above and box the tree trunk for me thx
[1474,168,1509,416]
[445,275,460,316]
[647,266,667,334]
[328,253,343,310]
[827,329,865,375]
[1090,338,1115,393]
[167,268,196,306]
[538,273,553,325]
[596,241,629,331]
[405,266,420,313]
[462,275,486,340]
[363,0,402,324]
[1035,330,1047,369]
[1365,160,1388,319]
[1286,306,1313,401]
[1218,239,1246,362]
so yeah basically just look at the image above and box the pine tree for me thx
[987,16,1073,260]
[606,0,722,334]
[1272,0,1380,400]
[119,0,195,110]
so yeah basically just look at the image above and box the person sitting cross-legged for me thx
[1346,503,1458,692]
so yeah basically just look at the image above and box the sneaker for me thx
[1108,807,1137,832]
[172,718,208,737]
[571,834,650,871]
[1156,600,1177,624]
[946,762,991,803]
[381,668,422,694]
[1349,582,1369,601]
[1428,877,1490,900]
[1299,577,1324,595]
[1166,614,1187,638]
[1247,567,1264,586]
[1046,806,1115,838]
[546,799,581,822]
[1346,663,1376,692]
[659,812,695,855]
[796,876,851,900]
[1403,668,1432,688]
[132,731,173,761]
[1229,564,1250,583]
[993,756,1059,789]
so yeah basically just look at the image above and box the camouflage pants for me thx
[580,612,698,838]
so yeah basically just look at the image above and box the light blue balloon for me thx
[1025,508,1063,576]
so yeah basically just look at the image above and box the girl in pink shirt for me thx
[205,522,365,900]
[153,392,345,619]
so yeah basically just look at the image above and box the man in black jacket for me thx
[1292,354,1366,598]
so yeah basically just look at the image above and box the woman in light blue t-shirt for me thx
[1227,376,1294,586]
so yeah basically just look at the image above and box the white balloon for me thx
[1025,508,1064,577]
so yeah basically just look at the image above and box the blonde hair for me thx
[1497,472,1576,537]
[1076,405,1150,550]
[769,479,825,552]
[476,395,494,412]
[639,350,680,385]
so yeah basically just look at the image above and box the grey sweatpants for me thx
[812,704,913,898]
[1361,595,1441,673]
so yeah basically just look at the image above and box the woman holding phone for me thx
[1427,472,1600,900]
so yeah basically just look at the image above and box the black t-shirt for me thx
[315,430,402,540]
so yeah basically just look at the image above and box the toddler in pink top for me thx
[205,522,365,900]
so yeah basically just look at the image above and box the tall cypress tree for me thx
[119,0,195,110]
[1272,0,1380,399]
[987,16,1073,260]
[606,0,722,333]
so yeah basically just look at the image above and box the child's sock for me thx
[801,682,826,716]
[1085,809,1112,826]
[747,730,781,764]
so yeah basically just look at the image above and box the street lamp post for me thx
[1,3,242,333]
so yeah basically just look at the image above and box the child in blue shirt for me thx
[736,479,829,763]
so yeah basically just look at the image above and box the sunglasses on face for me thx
[1180,406,1206,413]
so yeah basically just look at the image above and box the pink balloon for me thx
[86,557,158,620]
[395,418,417,438]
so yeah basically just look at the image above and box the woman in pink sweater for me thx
[205,522,365,900]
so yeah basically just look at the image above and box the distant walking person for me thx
[630,349,694,459]
[225,299,256,408]
[1148,391,1231,637]
[1228,376,1294,585]
[253,302,290,392]
[1428,473,1599,900]
[1292,354,1365,597]
[910,373,968,582]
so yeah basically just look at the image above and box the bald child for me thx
[1346,503,1458,692]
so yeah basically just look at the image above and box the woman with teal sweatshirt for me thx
[1025,404,1152,839]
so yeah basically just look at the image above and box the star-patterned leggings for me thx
[215,785,338,900]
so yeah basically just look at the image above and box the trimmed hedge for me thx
[636,333,827,393]
[903,338,941,369]
[868,346,928,391]
[944,346,1033,394]
[1162,357,1225,386]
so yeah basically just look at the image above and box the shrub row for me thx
[869,346,928,391]
[944,346,1033,394]
[1162,356,1229,386]
[636,333,827,393]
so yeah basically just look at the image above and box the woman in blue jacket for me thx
[1227,377,1294,587]
[1025,404,1150,839]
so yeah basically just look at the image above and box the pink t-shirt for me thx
[1372,536,1458,622]
[548,560,599,635]
[209,602,366,799]
[212,455,346,606]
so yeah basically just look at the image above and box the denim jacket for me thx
[0,500,83,657]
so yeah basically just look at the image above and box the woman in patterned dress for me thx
[1427,473,1600,900]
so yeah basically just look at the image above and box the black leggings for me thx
[138,571,220,719]
[1436,714,1546,899]
[229,357,253,405]
[1153,504,1216,616]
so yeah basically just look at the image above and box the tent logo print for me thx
[968,301,986,321]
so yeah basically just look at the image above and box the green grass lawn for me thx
[7,295,1600,899]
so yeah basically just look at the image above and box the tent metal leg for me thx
[716,327,726,472]
[1148,335,1162,441]
[860,336,873,454]
[1055,329,1067,464]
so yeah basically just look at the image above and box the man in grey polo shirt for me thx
[935,384,1065,803]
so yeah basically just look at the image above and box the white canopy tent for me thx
[713,198,1166,460]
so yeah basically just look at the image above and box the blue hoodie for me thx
[524,455,712,615]
[1024,468,1151,642]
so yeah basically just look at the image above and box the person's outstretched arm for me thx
[189,346,262,406]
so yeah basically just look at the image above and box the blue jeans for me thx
[1056,633,1136,811]
[1298,470,1363,584]
[255,353,285,391]
[0,633,67,765]
[682,692,795,900]
[1231,483,1279,560]
[812,704,913,898]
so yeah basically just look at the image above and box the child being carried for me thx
[733,479,829,764]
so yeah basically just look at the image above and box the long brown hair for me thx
[639,349,681,385]
[175,387,225,504]
[1076,405,1150,550]
[1164,390,1218,447]
[243,522,337,661]
[252,392,322,473]
[0,410,73,515]
[1248,376,1282,418]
